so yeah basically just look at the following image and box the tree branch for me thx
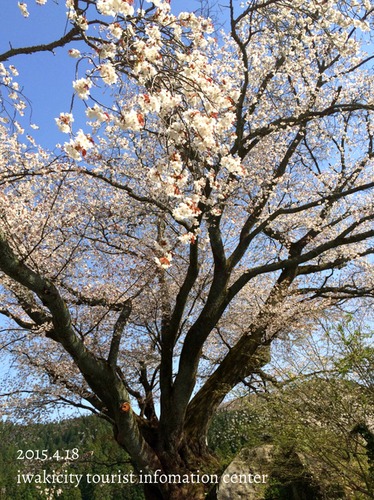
[0,27,81,62]
[108,300,132,368]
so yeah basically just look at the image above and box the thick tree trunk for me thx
[143,482,210,500]
[139,461,218,500]
[116,427,220,500]
[152,445,219,499]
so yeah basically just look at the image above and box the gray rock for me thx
[217,444,275,500]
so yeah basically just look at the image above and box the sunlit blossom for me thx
[72,77,92,99]
[18,2,29,17]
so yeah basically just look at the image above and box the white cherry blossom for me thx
[18,2,29,17]
[72,77,92,99]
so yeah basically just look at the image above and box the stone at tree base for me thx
[216,443,348,500]
[217,444,275,499]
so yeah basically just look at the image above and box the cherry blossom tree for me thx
[0,0,373,498]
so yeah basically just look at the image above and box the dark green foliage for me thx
[0,416,144,499]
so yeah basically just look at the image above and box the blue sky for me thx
[1,0,79,147]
